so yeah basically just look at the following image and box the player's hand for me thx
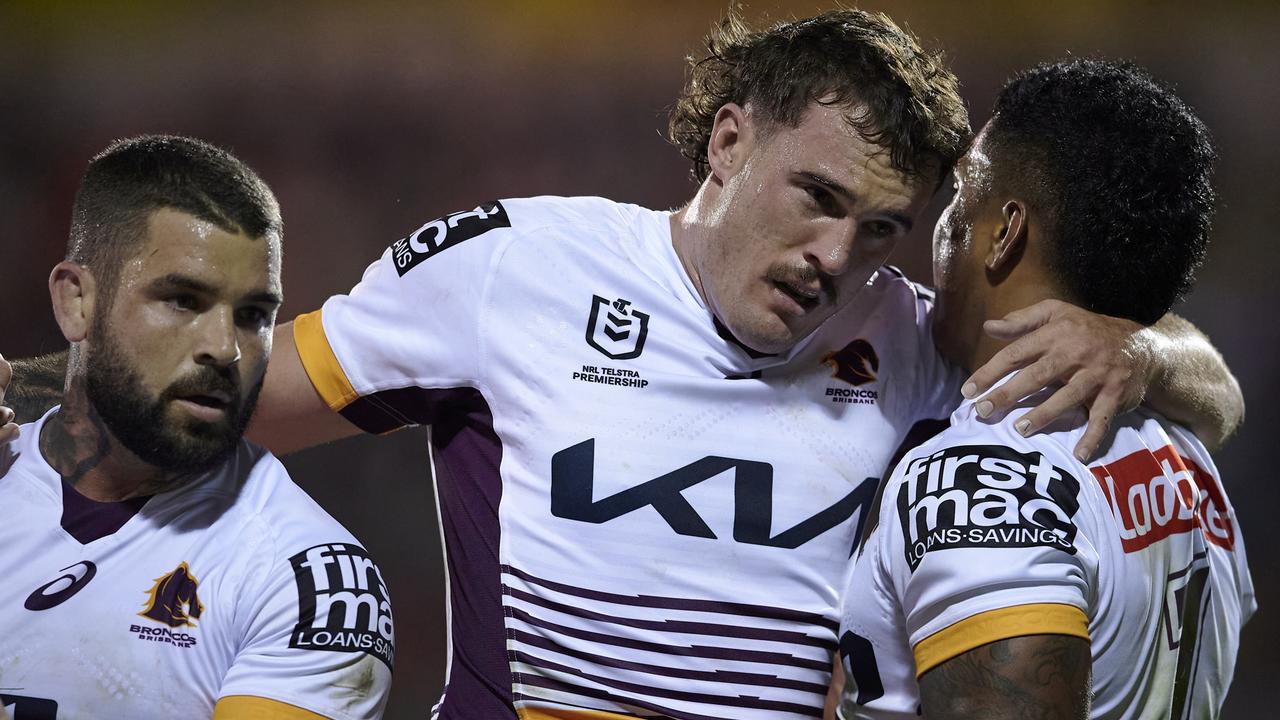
[962,299,1157,462]
[0,353,19,445]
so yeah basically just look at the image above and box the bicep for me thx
[213,696,330,719]
[247,320,362,455]
[918,634,1090,720]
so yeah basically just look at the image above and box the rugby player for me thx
[2,12,1243,720]
[838,59,1253,719]
[0,136,393,719]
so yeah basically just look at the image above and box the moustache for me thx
[161,367,240,409]
[765,264,837,304]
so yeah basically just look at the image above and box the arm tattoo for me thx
[8,351,69,423]
[919,635,1091,720]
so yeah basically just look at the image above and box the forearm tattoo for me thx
[8,351,69,423]
[919,635,1091,720]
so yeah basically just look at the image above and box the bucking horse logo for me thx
[139,562,205,628]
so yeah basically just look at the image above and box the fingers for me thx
[1074,390,1124,462]
[1006,378,1089,436]
[0,352,10,405]
[980,299,1062,341]
[963,331,1047,400]
[972,356,1063,416]
[0,355,15,445]
[0,405,17,444]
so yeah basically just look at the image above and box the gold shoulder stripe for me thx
[914,602,1089,677]
[519,708,643,719]
[213,696,329,719]
[293,310,359,412]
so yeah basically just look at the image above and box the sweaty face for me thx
[85,208,281,477]
[698,103,933,354]
[931,129,995,364]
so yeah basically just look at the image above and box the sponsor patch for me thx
[897,445,1080,570]
[390,201,510,276]
[585,295,649,360]
[1090,445,1234,552]
[289,544,394,670]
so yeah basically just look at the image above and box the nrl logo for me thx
[585,295,650,360]
[139,562,204,628]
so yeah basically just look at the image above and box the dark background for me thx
[1,1,1275,716]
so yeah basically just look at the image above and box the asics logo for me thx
[24,561,98,611]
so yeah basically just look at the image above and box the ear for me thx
[706,103,753,183]
[49,261,97,343]
[984,199,1028,272]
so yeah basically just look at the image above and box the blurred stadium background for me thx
[2,1,1275,716]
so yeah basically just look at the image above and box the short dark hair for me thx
[985,59,1216,325]
[668,9,970,185]
[69,135,281,294]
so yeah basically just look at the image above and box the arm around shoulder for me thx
[1142,313,1243,452]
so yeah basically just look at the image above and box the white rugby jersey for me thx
[839,387,1254,719]
[0,410,393,720]
[293,196,965,719]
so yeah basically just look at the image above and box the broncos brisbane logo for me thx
[139,562,205,628]
[822,338,879,386]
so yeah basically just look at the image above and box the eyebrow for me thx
[798,171,914,232]
[148,273,283,307]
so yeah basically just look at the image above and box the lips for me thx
[771,279,821,313]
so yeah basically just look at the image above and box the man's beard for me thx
[84,330,262,478]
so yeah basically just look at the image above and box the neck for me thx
[669,183,718,308]
[965,281,1062,373]
[39,380,179,502]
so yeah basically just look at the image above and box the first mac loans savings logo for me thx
[290,544,394,670]
[897,445,1081,570]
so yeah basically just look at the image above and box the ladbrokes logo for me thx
[131,562,203,648]
[897,445,1080,570]
[289,544,394,670]
[1089,445,1234,553]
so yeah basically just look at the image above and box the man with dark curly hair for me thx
[839,59,1253,719]
[1,11,1245,720]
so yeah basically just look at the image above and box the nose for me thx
[194,308,241,367]
[804,221,857,277]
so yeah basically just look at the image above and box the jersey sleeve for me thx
[218,520,394,718]
[293,201,516,433]
[877,423,1098,678]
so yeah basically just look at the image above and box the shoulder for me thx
[190,442,361,558]
[387,195,653,279]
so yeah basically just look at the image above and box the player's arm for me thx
[918,634,1090,720]
[213,696,329,719]
[244,319,363,455]
[963,300,1243,459]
